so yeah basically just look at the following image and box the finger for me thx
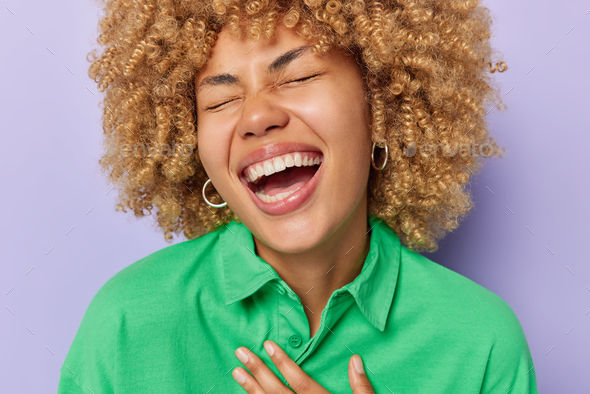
[264,340,328,393]
[232,367,266,394]
[235,346,292,393]
[349,355,375,394]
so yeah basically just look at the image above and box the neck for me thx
[253,197,371,336]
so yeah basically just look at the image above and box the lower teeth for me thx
[255,187,301,203]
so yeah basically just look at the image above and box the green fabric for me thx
[58,215,538,393]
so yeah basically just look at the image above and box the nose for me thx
[236,93,290,138]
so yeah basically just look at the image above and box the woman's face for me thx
[196,23,372,254]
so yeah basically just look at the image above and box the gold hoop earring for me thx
[371,142,388,170]
[202,178,227,208]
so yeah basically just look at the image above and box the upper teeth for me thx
[244,152,324,184]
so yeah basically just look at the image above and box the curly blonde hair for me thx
[89,0,507,253]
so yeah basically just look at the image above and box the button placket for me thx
[294,291,356,364]
[288,334,302,348]
[277,286,308,363]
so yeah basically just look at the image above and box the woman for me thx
[58,0,538,393]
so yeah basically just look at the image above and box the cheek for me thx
[300,84,371,157]
[196,118,232,179]
[321,86,371,188]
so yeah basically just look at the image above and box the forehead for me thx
[195,24,315,82]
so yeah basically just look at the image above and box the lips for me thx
[236,142,323,180]
[242,158,325,215]
[236,142,325,215]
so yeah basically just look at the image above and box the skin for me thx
[195,23,375,392]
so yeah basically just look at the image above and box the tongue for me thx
[263,166,317,197]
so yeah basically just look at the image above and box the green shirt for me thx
[58,216,538,393]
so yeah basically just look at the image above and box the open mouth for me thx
[241,151,323,203]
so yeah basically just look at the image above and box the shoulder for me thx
[394,247,537,391]
[397,246,525,341]
[60,229,223,379]
[81,229,221,325]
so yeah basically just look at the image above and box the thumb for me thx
[349,355,375,394]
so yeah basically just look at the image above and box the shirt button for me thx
[288,334,302,348]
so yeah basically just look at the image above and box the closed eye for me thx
[283,73,321,85]
[205,99,236,111]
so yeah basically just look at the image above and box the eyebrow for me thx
[197,44,312,93]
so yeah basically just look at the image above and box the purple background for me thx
[1,0,588,392]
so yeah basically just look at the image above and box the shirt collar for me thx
[220,215,401,331]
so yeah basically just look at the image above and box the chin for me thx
[251,213,331,254]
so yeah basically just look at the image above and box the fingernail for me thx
[264,341,275,356]
[353,355,365,375]
[235,348,248,364]
[233,368,246,384]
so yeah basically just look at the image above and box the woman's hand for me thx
[232,340,375,393]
